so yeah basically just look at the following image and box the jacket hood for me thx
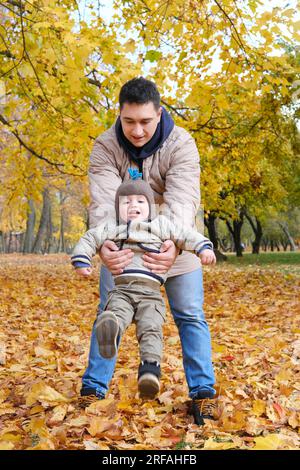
[115,106,174,164]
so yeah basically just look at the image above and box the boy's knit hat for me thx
[115,178,156,223]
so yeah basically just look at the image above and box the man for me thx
[80,77,217,425]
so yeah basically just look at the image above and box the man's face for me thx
[119,194,149,222]
[120,102,162,147]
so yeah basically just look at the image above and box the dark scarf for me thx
[115,106,174,168]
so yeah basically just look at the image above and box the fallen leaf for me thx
[273,402,286,421]
[147,407,158,421]
[0,441,15,450]
[67,416,89,427]
[0,389,10,404]
[47,405,68,426]
[83,440,103,450]
[158,390,173,406]
[253,434,284,450]
[235,387,249,398]
[204,437,237,450]
[34,346,55,358]
[0,407,16,416]
[85,398,116,416]
[87,417,117,437]
[221,355,235,361]
[252,399,266,417]
[25,382,69,406]
[211,342,226,353]
[27,439,56,450]
[0,432,22,443]
[0,342,6,365]
[288,411,299,429]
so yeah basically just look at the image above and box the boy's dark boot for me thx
[138,361,161,399]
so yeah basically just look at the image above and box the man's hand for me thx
[142,239,179,274]
[199,249,216,265]
[100,240,134,275]
[76,267,93,277]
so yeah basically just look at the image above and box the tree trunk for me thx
[7,232,13,253]
[245,214,263,254]
[45,201,55,253]
[32,188,51,254]
[19,233,24,252]
[226,215,244,257]
[0,231,7,253]
[205,213,227,261]
[279,222,296,251]
[205,213,218,248]
[219,237,230,252]
[262,238,268,251]
[0,232,2,253]
[58,191,67,253]
[59,211,65,252]
[3,233,8,253]
[23,199,36,253]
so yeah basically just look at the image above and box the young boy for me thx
[71,175,216,399]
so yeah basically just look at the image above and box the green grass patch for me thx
[222,251,300,266]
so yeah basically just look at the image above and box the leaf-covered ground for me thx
[0,254,299,450]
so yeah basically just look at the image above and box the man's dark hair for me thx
[119,77,160,109]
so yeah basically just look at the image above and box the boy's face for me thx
[119,194,149,222]
[120,102,162,147]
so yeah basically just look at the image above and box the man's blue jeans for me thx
[82,265,216,399]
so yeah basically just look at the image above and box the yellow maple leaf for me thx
[85,397,115,416]
[34,346,55,358]
[0,432,22,443]
[203,438,237,450]
[211,341,226,353]
[288,412,300,429]
[87,417,115,437]
[68,416,89,427]
[253,434,283,450]
[147,407,157,421]
[25,382,69,406]
[252,399,266,417]
[0,441,15,450]
[47,405,68,425]
[275,368,291,384]
[27,439,56,450]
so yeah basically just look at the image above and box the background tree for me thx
[0,0,299,254]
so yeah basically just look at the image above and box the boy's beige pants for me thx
[101,276,166,363]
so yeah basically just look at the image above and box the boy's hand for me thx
[76,267,93,276]
[199,249,216,265]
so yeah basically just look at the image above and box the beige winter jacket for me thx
[71,216,213,284]
[88,123,202,277]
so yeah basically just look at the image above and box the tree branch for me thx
[88,77,102,88]
[0,113,86,176]
[161,99,188,121]
[213,0,249,63]
[7,0,24,9]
